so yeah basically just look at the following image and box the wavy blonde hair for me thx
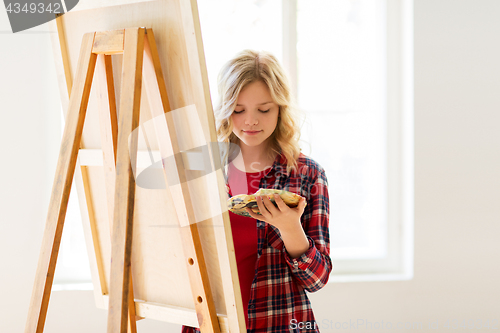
[215,49,302,174]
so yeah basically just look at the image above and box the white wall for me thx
[1,1,499,332]
[0,12,61,332]
[307,0,500,331]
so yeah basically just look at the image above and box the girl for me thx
[182,50,332,332]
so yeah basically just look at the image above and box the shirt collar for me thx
[267,151,289,177]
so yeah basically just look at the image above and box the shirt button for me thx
[249,304,255,309]
[293,261,299,269]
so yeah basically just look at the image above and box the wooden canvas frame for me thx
[32,1,245,332]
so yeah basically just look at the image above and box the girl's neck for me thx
[232,142,277,173]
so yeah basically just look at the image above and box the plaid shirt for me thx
[182,152,332,332]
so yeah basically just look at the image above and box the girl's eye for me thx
[259,109,270,113]
[233,110,244,114]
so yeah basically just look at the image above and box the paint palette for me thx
[227,188,305,217]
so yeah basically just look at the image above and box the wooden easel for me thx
[25,27,221,333]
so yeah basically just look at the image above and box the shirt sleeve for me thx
[282,167,333,293]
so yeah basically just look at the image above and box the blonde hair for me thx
[215,49,302,174]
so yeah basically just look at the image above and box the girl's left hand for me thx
[246,194,307,233]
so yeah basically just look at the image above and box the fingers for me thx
[299,197,306,208]
[289,196,307,215]
[245,207,262,219]
[298,197,307,213]
[257,196,276,217]
[245,194,303,220]
[273,194,288,211]
[243,197,270,220]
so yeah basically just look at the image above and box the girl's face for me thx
[231,80,280,151]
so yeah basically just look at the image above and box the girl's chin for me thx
[235,134,272,149]
[239,139,267,148]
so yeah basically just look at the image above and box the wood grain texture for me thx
[95,53,139,332]
[77,161,108,307]
[25,32,97,333]
[177,1,246,330]
[101,296,230,329]
[143,28,220,333]
[93,30,125,55]
[49,1,246,332]
[96,54,118,228]
[54,14,72,101]
[49,17,107,309]
[106,27,145,333]
[142,28,192,227]
[72,0,155,12]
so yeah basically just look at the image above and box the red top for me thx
[227,161,273,329]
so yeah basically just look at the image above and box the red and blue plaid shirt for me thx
[182,152,332,332]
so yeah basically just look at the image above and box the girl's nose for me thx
[245,113,258,125]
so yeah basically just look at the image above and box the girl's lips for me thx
[244,130,261,135]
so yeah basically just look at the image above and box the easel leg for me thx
[96,53,138,333]
[106,27,145,333]
[24,32,97,333]
[127,278,138,333]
